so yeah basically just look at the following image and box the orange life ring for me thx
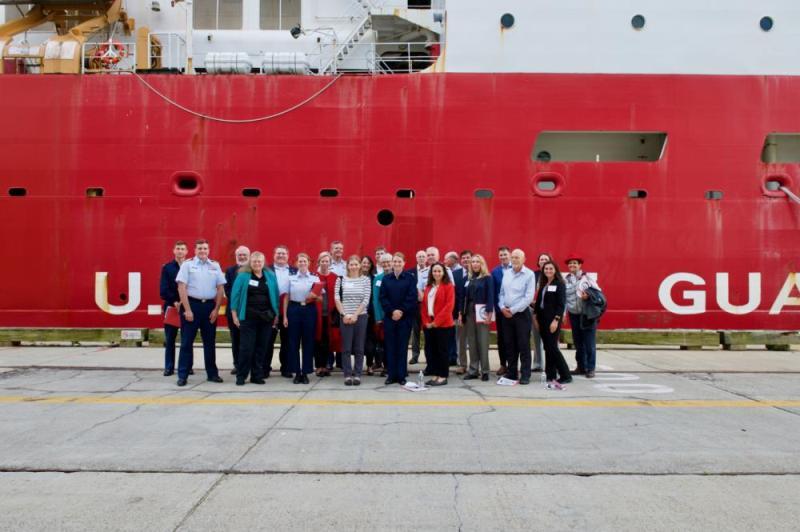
[94,41,128,66]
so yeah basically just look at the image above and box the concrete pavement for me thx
[0,345,798,530]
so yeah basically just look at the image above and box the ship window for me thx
[631,14,646,30]
[475,189,494,199]
[194,0,242,30]
[320,188,339,198]
[242,188,261,197]
[171,172,202,196]
[537,181,556,192]
[760,134,800,163]
[396,189,415,199]
[86,187,104,197]
[532,131,667,162]
[628,189,647,199]
[760,16,774,32]
[705,190,723,200]
[8,187,26,197]
[377,209,394,226]
[500,13,515,29]
[260,0,301,31]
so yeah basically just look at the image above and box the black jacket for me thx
[463,275,495,316]
[159,260,181,309]
[452,267,467,319]
[533,280,566,324]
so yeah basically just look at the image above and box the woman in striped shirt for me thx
[335,255,372,385]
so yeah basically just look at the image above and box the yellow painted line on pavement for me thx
[0,395,799,409]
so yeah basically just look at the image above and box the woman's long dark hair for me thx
[426,262,452,287]
[361,255,376,277]
[537,260,564,291]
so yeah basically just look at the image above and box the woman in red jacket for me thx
[421,262,455,386]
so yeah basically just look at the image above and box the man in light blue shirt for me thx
[498,249,536,384]
[175,239,226,386]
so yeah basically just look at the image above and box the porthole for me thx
[8,187,26,197]
[320,188,339,198]
[763,174,792,197]
[377,209,394,226]
[705,190,723,200]
[760,16,773,32]
[535,151,552,163]
[474,189,494,199]
[537,181,556,192]
[242,188,261,197]
[396,189,415,199]
[628,189,647,199]
[500,13,515,29]
[86,187,104,197]
[631,14,646,30]
[171,171,202,197]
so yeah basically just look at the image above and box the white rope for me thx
[780,186,800,205]
[132,72,342,124]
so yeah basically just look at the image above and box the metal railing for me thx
[316,41,440,74]
[82,41,136,73]
[149,32,186,72]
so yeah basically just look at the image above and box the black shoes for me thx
[585,370,596,379]
[251,378,266,385]
[481,373,489,382]
[281,372,294,379]
[293,374,309,384]
[572,367,585,376]
[384,377,396,385]
[409,356,419,365]
[236,379,245,386]
[519,378,530,385]
[163,369,174,377]
[399,378,407,385]
[177,378,187,387]
[208,376,224,383]
[427,379,447,386]
[463,373,479,380]
[301,374,309,384]
[558,376,573,384]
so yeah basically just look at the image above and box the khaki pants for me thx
[464,309,490,375]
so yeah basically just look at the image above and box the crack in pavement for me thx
[171,473,227,532]
[64,404,144,442]
[452,473,464,532]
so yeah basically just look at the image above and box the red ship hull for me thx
[0,73,797,329]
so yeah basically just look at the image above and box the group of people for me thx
[159,239,601,389]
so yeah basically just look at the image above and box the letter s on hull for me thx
[658,273,706,315]
[95,272,141,315]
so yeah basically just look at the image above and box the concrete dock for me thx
[0,345,798,531]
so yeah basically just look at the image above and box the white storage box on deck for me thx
[262,52,311,75]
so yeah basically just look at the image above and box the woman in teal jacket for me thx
[230,251,280,385]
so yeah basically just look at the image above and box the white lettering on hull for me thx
[658,272,799,315]
[94,272,141,315]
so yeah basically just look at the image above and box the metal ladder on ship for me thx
[319,0,373,75]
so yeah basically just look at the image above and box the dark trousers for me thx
[427,326,452,378]
[501,310,532,380]
[314,318,331,369]
[226,310,240,371]
[287,303,316,375]
[422,328,432,372]
[410,310,421,357]
[569,313,597,371]
[239,318,270,381]
[447,326,458,365]
[164,323,179,371]
[495,311,509,367]
[178,299,219,380]
[365,314,383,368]
[539,318,571,381]
[384,317,412,381]
[266,316,289,375]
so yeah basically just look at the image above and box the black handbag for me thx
[329,278,344,327]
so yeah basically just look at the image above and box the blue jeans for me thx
[178,299,220,380]
[287,303,316,375]
[569,313,597,371]
[384,317,412,381]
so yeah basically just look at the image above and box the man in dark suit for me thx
[445,250,471,371]
[406,250,427,364]
[159,240,188,376]
[267,245,297,378]
[224,246,250,376]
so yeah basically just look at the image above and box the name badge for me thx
[375,280,382,287]
[249,280,259,287]
[547,285,557,292]
[344,281,355,289]
[190,266,199,272]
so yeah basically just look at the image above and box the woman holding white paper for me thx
[462,254,495,381]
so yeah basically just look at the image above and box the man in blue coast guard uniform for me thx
[159,240,188,377]
[175,238,227,387]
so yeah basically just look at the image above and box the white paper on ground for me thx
[496,376,518,386]
[403,382,428,392]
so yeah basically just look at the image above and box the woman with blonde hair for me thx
[463,254,495,381]
[335,255,372,385]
